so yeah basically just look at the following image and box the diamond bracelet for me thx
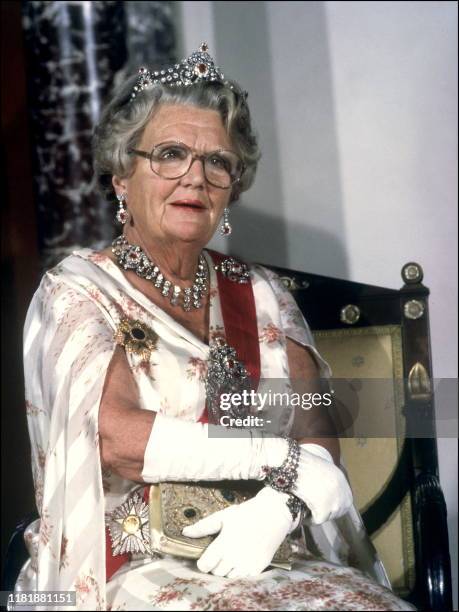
[261,437,307,521]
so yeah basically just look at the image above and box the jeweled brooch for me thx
[114,318,158,360]
[214,257,250,283]
[108,491,152,556]
[205,337,251,421]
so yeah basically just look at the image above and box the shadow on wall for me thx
[227,204,348,278]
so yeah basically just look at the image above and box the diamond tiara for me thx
[130,42,247,101]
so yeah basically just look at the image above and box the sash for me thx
[198,251,260,424]
[105,253,260,581]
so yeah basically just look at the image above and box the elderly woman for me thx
[19,45,415,611]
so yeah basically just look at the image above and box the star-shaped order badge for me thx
[109,491,152,556]
[114,318,158,361]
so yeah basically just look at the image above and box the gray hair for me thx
[92,74,261,203]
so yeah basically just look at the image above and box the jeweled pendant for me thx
[170,286,181,306]
[125,248,142,268]
[154,273,164,288]
[162,280,172,296]
[116,207,128,225]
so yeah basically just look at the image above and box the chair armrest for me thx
[412,473,453,611]
[1,511,39,592]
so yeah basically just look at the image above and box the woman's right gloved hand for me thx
[292,444,354,524]
[182,486,297,578]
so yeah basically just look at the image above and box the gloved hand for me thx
[182,486,297,578]
[292,443,353,524]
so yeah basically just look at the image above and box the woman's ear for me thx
[112,175,127,196]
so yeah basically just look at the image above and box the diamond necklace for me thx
[112,235,208,311]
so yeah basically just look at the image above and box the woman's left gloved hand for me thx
[182,486,297,578]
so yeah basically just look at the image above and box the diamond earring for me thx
[116,193,128,225]
[219,207,232,236]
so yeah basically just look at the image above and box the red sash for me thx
[198,250,260,424]
[105,252,260,581]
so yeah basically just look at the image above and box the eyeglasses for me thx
[128,141,245,189]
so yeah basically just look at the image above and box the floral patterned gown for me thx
[17,249,416,611]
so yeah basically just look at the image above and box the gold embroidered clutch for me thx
[149,481,293,569]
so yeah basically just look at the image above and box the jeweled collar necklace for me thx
[112,235,208,312]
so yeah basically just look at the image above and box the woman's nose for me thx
[180,157,207,187]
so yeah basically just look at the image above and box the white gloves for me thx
[182,486,297,578]
[141,413,288,483]
[182,442,353,579]
[142,415,353,528]
[293,443,353,524]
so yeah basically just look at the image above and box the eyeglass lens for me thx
[150,142,242,188]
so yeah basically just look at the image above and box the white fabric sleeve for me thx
[23,267,117,608]
[253,265,332,379]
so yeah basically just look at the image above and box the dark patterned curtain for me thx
[21,1,178,269]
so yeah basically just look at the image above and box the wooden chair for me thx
[268,260,453,611]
